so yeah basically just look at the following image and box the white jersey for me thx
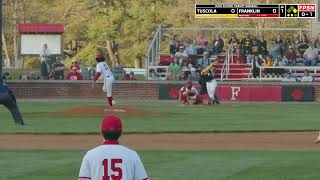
[78,142,148,180]
[96,62,113,78]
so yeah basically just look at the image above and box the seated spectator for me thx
[228,32,240,52]
[303,43,319,66]
[128,72,137,80]
[51,57,66,80]
[211,33,224,55]
[284,37,292,53]
[70,59,80,73]
[282,72,296,82]
[179,80,199,105]
[175,46,188,64]
[149,69,160,80]
[122,70,129,80]
[2,72,12,80]
[27,72,39,80]
[185,39,197,55]
[252,56,262,78]
[196,31,208,54]
[169,57,181,80]
[181,61,192,80]
[67,69,83,80]
[297,34,309,55]
[283,46,297,66]
[197,51,210,68]
[301,69,314,82]
[88,67,96,80]
[314,33,320,49]
[262,55,273,75]
[268,38,282,61]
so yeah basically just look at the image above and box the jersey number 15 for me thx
[102,159,123,180]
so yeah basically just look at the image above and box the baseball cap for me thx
[101,116,122,132]
[96,54,105,59]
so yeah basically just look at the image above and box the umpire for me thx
[0,78,25,125]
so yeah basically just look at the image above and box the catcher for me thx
[179,80,199,105]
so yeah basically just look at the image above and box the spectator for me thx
[70,59,81,73]
[51,57,66,80]
[170,36,180,55]
[27,72,39,80]
[262,55,273,75]
[241,34,253,62]
[282,72,296,82]
[175,46,188,64]
[2,72,12,80]
[67,69,83,80]
[258,35,268,56]
[211,33,224,55]
[228,32,240,52]
[314,33,320,49]
[122,70,129,80]
[303,43,319,66]
[40,44,51,59]
[88,67,96,80]
[169,57,181,80]
[197,51,210,68]
[301,69,314,82]
[128,72,137,80]
[268,38,282,61]
[233,46,243,63]
[283,37,292,53]
[252,56,262,78]
[40,56,50,80]
[245,49,254,64]
[181,61,192,80]
[196,31,208,54]
[297,34,309,55]
[149,69,160,80]
[185,39,197,55]
[283,46,297,66]
[276,34,285,56]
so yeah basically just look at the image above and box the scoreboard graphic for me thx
[195,4,316,18]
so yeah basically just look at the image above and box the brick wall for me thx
[6,81,320,101]
[8,81,162,99]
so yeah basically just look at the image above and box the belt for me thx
[106,76,110,77]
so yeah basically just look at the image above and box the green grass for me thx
[0,150,320,180]
[1,101,320,133]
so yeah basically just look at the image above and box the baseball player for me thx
[179,80,199,105]
[78,116,149,180]
[93,54,115,108]
[0,79,25,125]
[198,58,220,105]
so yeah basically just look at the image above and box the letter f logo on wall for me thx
[231,87,241,100]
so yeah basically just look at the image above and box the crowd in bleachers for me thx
[165,31,320,81]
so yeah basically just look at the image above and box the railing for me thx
[220,46,232,81]
[145,25,162,80]
[257,64,320,81]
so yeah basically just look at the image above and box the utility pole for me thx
[0,0,3,80]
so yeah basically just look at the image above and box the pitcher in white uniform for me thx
[93,54,115,107]
[78,116,149,180]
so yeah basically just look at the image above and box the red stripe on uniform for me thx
[78,177,91,179]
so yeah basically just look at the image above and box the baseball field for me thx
[1,99,320,180]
